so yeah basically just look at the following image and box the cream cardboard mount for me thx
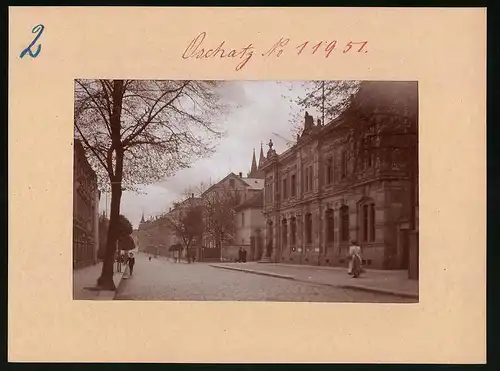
[8,7,486,363]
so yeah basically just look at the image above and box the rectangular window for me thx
[363,205,368,242]
[305,213,312,244]
[341,151,348,178]
[306,167,309,191]
[369,204,375,241]
[266,179,273,203]
[365,135,375,169]
[309,166,313,191]
[282,178,287,199]
[304,168,309,192]
[341,207,349,242]
[326,211,334,243]
[367,150,373,168]
[241,212,245,227]
[326,158,333,184]
[291,174,296,197]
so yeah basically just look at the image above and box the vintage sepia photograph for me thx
[73,80,419,303]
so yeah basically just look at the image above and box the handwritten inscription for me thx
[182,32,254,71]
[20,24,45,59]
[182,32,369,71]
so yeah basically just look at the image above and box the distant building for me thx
[137,195,203,260]
[234,190,265,261]
[136,213,170,258]
[73,139,100,269]
[260,81,418,270]
[201,150,265,259]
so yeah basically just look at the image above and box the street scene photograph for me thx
[73,79,419,303]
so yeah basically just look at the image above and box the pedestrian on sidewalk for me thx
[237,247,243,263]
[242,248,247,263]
[348,240,362,276]
[128,251,136,275]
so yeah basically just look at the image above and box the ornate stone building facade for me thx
[260,81,418,270]
[73,139,100,269]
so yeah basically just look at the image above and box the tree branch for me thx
[122,81,190,147]
[75,121,109,173]
[75,80,112,137]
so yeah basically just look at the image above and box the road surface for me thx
[115,254,412,302]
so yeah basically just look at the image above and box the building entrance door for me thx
[398,228,410,269]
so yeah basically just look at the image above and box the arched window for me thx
[325,209,334,243]
[305,213,313,244]
[282,219,288,247]
[290,217,297,246]
[340,205,350,242]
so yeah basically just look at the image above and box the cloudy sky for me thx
[99,81,321,228]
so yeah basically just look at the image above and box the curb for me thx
[210,264,418,299]
[337,284,419,299]
[210,264,295,280]
[95,267,129,300]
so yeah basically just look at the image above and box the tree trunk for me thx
[97,182,122,289]
[97,79,125,290]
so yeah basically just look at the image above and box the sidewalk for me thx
[210,262,419,300]
[73,261,128,300]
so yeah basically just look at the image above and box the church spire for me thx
[258,141,266,168]
[140,211,145,224]
[250,148,258,174]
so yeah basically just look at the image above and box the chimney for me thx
[191,193,194,198]
[304,111,314,129]
[239,172,243,178]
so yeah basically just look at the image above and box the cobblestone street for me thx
[115,254,413,302]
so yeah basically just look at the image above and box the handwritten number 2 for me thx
[20,24,44,59]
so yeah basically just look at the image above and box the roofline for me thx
[202,172,250,196]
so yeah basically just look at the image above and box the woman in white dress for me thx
[348,240,362,277]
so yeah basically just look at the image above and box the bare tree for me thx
[200,181,241,249]
[74,79,228,289]
[281,80,361,138]
[165,197,203,261]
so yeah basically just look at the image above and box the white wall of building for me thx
[235,207,265,245]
